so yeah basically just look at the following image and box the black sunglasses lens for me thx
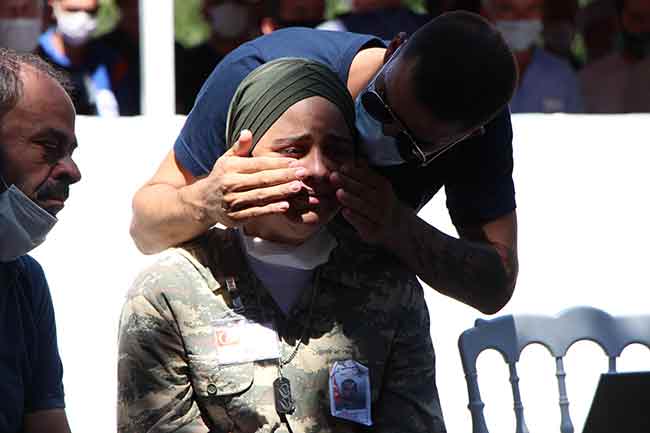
[361,91,394,124]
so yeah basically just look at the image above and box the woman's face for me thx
[244,96,354,244]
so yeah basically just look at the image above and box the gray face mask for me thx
[354,94,405,166]
[0,176,57,262]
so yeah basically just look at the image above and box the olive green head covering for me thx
[226,57,357,154]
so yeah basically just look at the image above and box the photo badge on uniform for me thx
[329,360,372,426]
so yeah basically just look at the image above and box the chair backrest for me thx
[457,306,650,433]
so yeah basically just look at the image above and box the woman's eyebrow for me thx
[272,134,312,146]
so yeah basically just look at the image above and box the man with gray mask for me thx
[481,0,584,113]
[0,0,43,53]
[0,48,80,433]
[176,0,263,114]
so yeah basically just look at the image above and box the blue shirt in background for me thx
[175,27,516,227]
[0,256,65,433]
[510,47,584,114]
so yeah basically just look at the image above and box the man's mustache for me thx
[35,181,70,202]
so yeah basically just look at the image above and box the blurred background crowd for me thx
[1,0,649,117]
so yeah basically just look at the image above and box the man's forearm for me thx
[130,183,212,254]
[386,208,517,314]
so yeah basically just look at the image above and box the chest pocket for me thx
[187,354,254,398]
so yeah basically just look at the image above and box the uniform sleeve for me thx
[374,287,447,433]
[117,284,209,433]
[173,44,263,177]
[23,257,66,414]
[445,107,516,227]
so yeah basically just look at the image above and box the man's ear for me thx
[260,17,278,34]
[383,32,407,63]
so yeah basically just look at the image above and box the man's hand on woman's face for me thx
[185,130,307,227]
[330,160,405,245]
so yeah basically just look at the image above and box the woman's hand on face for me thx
[186,130,307,227]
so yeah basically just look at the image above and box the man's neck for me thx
[51,31,86,66]
[348,47,386,98]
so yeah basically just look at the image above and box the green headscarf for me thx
[225,57,357,154]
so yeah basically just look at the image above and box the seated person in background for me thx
[0,0,43,52]
[318,0,430,39]
[580,0,650,113]
[260,0,326,32]
[482,0,584,113]
[118,58,443,433]
[38,0,119,116]
[176,0,264,114]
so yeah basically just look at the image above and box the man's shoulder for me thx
[0,255,48,303]
[234,27,383,70]
[16,255,48,291]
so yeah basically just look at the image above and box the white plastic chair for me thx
[457,306,650,433]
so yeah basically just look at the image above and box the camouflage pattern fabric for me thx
[117,228,446,433]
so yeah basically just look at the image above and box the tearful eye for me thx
[279,147,305,157]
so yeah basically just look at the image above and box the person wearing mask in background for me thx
[482,0,584,113]
[0,48,81,433]
[0,0,43,53]
[318,0,430,40]
[259,0,326,33]
[580,0,650,113]
[130,12,521,318]
[37,0,120,117]
[176,0,263,115]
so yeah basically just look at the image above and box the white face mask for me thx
[495,19,543,52]
[0,18,42,52]
[355,94,405,166]
[208,2,249,39]
[238,228,337,271]
[54,6,98,46]
[0,183,57,263]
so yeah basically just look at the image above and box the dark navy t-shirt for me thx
[0,256,65,433]
[174,27,515,226]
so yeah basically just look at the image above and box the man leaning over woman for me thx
[117,58,444,433]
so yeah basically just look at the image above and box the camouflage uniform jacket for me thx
[117,228,446,433]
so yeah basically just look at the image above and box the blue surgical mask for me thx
[0,175,57,262]
[354,94,405,166]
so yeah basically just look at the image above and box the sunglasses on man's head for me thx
[360,46,485,167]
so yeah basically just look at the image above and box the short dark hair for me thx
[402,11,518,129]
[0,48,73,123]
